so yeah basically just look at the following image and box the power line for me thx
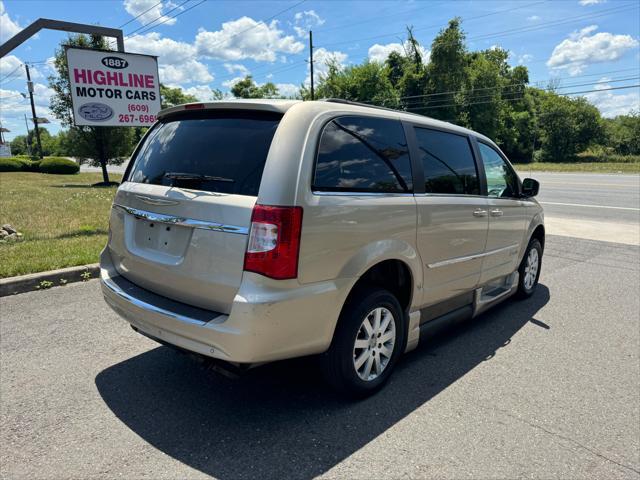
[398,75,640,106]
[119,1,163,28]
[402,84,640,112]
[126,0,192,36]
[309,1,449,35]
[403,77,640,109]
[136,0,209,36]
[318,0,547,39]
[0,63,23,83]
[0,93,26,100]
[317,3,637,50]
[243,2,636,88]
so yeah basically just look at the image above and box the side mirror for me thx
[522,178,540,197]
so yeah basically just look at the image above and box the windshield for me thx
[126,110,282,196]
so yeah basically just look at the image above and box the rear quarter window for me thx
[127,110,282,196]
[313,116,413,193]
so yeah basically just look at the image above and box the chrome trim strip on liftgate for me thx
[113,204,249,235]
[427,243,519,269]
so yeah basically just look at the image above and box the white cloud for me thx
[275,83,299,98]
[33,82,55,110]
[0,1,21,42]
[584,77,640,117]
[293,10,324,38]
[195,17,304,62]
[519,53,534,64]
[579,0,605,5]
[0,55,25,80]
[367,42,430,64]
[569,25,598,40]
[160,60,213,84]
[547,25,639,75]
[125,32,212,84]
[123,0,178,27]
[223,63,249,75]
[0,83,57,130]
[125,32,195,64]
[306,47,348,86]
[182,85,223,102]
[222,76,244,88]
[527,15,541,21]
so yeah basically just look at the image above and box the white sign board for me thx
[66,47,161,127]
[0,144,11,157]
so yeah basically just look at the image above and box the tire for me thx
[516,238,542,299]
[320,287,406,397]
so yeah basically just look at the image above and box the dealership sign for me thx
[66,47,161,127]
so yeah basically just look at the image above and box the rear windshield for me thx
[126,110,282,196]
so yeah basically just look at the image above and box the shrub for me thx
[0,158,23,172]
[577,149,640,164]
[39,157,79,174]
[25,160,40,172]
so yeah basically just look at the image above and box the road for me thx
[520,171,640,223]
[2,234,639,479]
[87,162,639,243]
[521,172,640,246]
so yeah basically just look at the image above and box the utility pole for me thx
[309,30,314,100]
[23,114,32,157]
[25,64,43,159]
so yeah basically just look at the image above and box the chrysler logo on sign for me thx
[78,102,114,122]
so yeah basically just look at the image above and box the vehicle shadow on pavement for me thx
[96,285,550,480]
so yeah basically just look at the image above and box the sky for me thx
[1,0,639,140]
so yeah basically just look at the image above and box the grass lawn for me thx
[513,162,640,173]
[0,172,121,278]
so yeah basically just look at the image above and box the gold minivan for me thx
[101,99,544,396]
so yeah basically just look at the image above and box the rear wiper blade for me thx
[163,172,235,183]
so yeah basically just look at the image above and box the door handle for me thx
[490,209,504,217]
[473,209,488,217]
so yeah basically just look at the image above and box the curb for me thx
[0,264,100,297]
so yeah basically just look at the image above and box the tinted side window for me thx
[478,142,519,198]
[314,116,412,192]
[414,128,480,195]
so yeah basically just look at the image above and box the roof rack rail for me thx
[321,98,442,122]
[321,98,404,113]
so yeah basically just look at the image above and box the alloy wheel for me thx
[352,307,396,381]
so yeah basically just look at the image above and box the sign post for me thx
[66,47,161,128]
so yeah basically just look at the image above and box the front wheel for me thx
[320,287,406,397]
[516,238,542,299]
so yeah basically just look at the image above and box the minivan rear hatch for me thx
[106,108,282,313]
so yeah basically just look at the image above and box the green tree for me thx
[231,76,279,98]
[48,34,135,184]
[9,135,29,156]
[424,18,468,121]
[159,84,198,108]
[307,59,398,106]
[604,112,640,155]
[535,92,603,161]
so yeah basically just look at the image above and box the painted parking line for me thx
[540,201,640,212]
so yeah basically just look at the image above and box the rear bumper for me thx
[100,249,353,364]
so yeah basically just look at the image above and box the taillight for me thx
[243,205,303,280]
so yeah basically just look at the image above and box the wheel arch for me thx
[531,223,545,251]
[344,259,415,314]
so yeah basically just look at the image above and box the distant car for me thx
[100,99,544,396]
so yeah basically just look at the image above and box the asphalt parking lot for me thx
[1,234,639,479]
